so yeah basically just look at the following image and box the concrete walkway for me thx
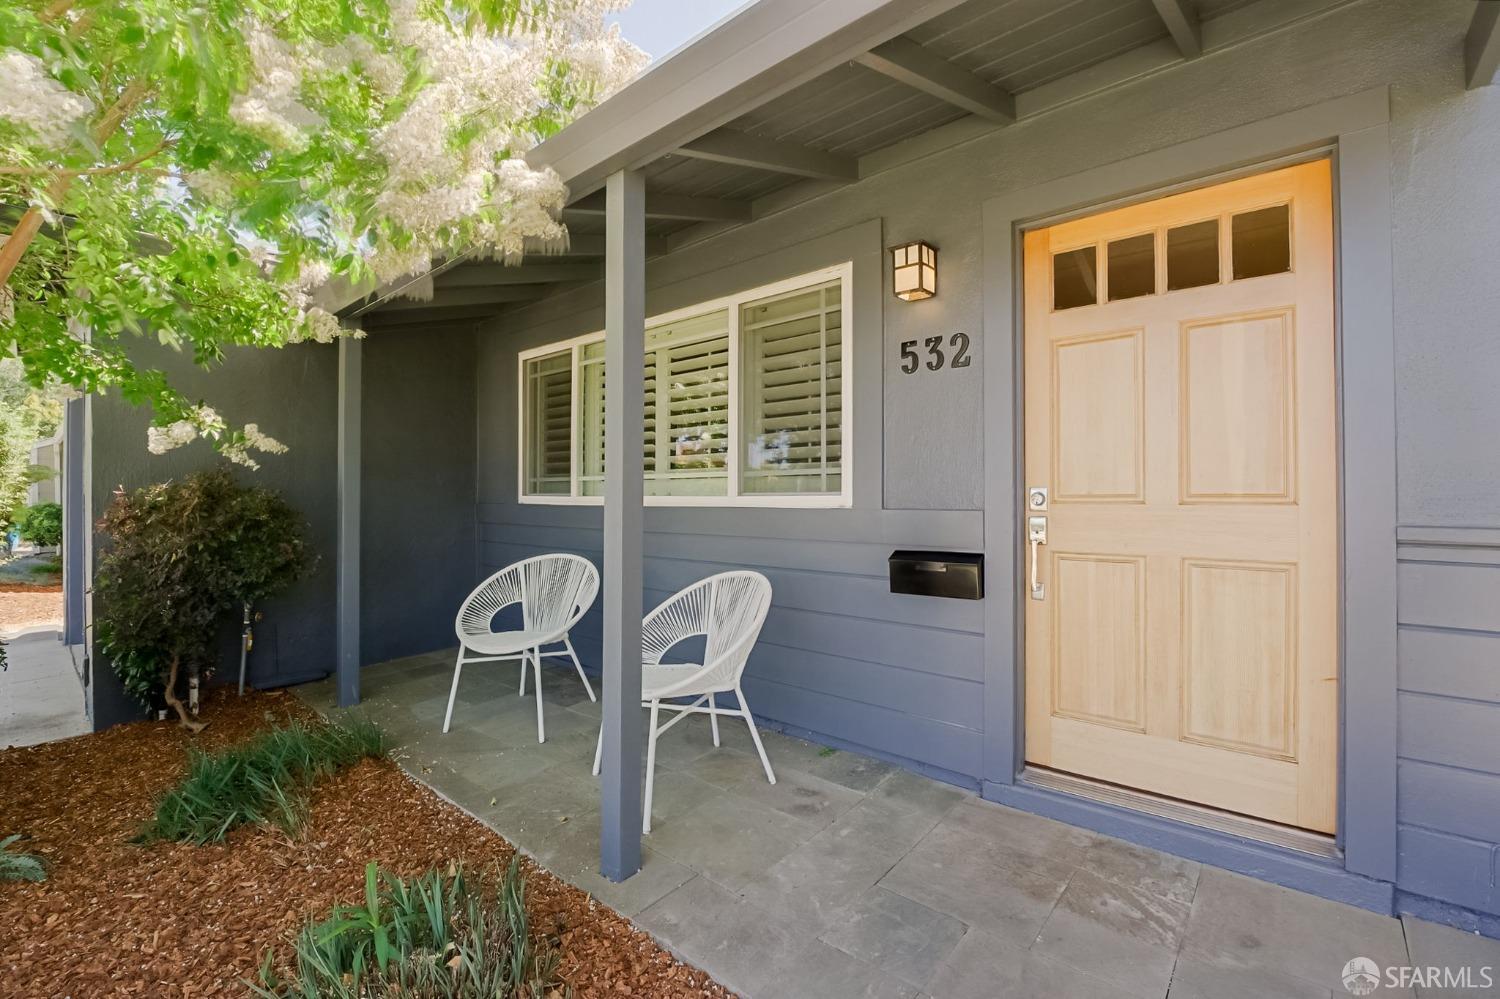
[1,630,89,748]
[299,653,1500,999]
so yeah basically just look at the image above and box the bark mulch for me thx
[0,689,731,998]
[0,584,63,637]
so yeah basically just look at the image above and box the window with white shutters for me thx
[518,266,849,507]
[522,350,572,496]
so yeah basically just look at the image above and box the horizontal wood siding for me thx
[1395,529,1500,917]
[477,503,986,780]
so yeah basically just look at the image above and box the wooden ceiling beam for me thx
[855,36,1015,124]
[526,233,669,256]
[676,128,858,181]
[371,285,550,313]
[565,190,752,222]
[1149,0,1203,58]
[1466,0,1500,89]
[361,304,506,326]
[434,263,601,287]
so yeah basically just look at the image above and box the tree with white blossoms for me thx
[0,0,645,466]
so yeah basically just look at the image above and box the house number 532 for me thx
[900,333,971,374]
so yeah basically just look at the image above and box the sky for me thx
[608,0,753,61]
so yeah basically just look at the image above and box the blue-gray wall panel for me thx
[89,341,340,726]
[1395,540,1500,919]
[359,327,478,665]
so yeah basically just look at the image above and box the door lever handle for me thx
[1028,516,1047,600]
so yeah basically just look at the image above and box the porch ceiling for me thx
[352,0,1369,332]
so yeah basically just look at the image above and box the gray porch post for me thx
[62,395,87,647]
[599,168,646,881]
[336,327,362,707]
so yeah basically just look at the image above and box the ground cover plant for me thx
[0,688,729,997]
[253,858,564,998]
[0,834,45,882]
[139,717,385,844]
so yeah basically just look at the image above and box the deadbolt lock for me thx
[1027,486,1048,511]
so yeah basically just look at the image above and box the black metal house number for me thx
[900,332,971,374]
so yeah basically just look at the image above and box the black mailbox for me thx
[889,550,984,600]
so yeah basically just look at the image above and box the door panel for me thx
[1023,160,1337,833]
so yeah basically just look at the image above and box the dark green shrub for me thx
[95,468,314,730]
[13,501,61,547]
[252,858,564,999]
[138,718,385,844]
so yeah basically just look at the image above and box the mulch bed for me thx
[0,585,63,637]
[0,688,732,998]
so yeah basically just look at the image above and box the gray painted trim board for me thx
[979,87,1399,889]
[336,335,362,708]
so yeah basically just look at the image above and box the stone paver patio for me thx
[298,652,1500,999]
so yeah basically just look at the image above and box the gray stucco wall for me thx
[89,341,340,728]
[472,0,1500,924]
[359,326,478,666]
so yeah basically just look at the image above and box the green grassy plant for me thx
[0,834,46,883]
[251,858,564,999]
[138,718,385,845]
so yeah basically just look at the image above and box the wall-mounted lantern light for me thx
[890,240,937,301]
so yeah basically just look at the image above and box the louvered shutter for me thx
[740,281,842,494]
[523,350,572,495]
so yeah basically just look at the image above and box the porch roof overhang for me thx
[348,0,1459,331]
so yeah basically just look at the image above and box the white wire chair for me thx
[592,570,775,833]
[445,553,599,743]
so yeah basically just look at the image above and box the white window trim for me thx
[516,263,854,509]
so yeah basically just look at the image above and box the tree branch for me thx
[0,139,172,178]
[0,79,153,287]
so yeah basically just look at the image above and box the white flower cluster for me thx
[146,419,199,455]
[0,49,93,147]
[221,423,288,470]
[145,410,287,470]
[288,306,343,345]
[227,0,648,285]
[229,25,316,150]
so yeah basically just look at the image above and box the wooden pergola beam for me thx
[1150,0,1203,58]
[855,36,1015,124]
[1467,0,1500,89]
[676,128,858,181]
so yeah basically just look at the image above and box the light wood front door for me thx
[1022,161,1337,833]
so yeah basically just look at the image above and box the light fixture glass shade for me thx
[890,241,937,301]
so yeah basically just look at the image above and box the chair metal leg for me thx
[737,685,775,784]
[442,649,465,733]
[592,722,603,776]
[532,649,545,743]
[708,691,720,747]
[519,652,528,697]
[565,635,597,701]
[643,700,661,834]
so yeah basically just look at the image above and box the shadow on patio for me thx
[297,654,1496,999]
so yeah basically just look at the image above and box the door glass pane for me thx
[523,350,571,495]
[1167,220,1219,290]
[1232,204,1291,279]
[1053,246,1098,310]
[741,281,842,495]
[1107,233,1155,301]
